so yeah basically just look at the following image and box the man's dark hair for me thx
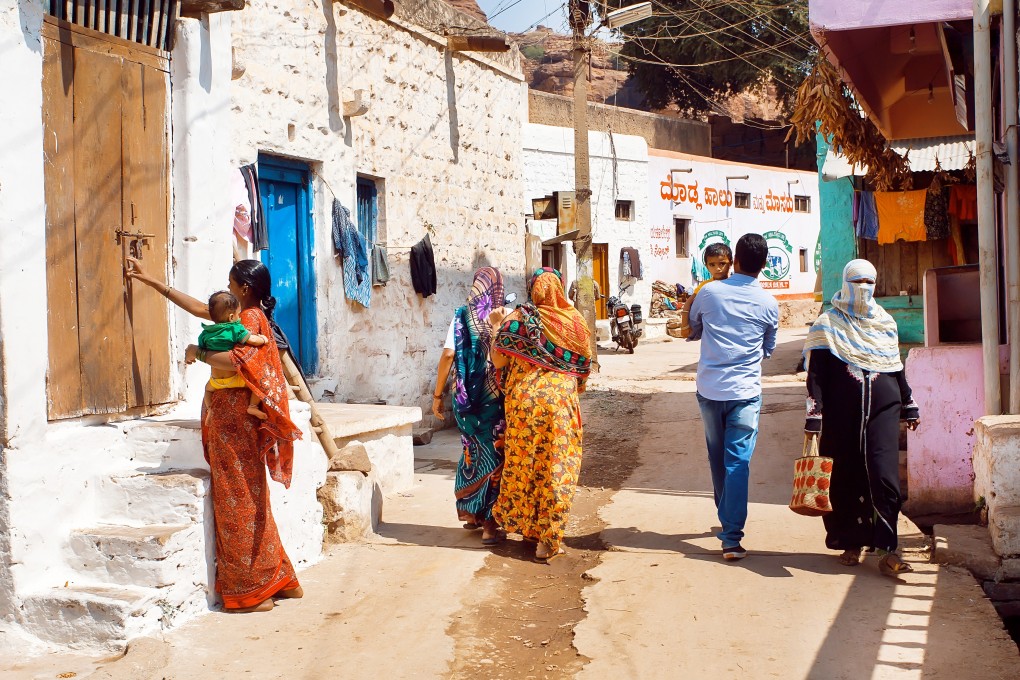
[208,290,240,322]
[703,242,732,263]
[735,233,768,277]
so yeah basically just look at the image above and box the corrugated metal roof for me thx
[822,135,975,181]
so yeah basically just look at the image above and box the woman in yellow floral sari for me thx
[489,268,592,563]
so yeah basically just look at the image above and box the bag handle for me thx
[802,433,820,458]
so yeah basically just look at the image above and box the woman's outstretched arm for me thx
[126,256,212,321]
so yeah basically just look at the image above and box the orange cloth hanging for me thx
[948,184,978,221]
[874,190,928,245]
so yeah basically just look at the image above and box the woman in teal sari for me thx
[432,267,508,545]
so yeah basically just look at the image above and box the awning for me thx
[821,136,975,181]
[542,230,580,245]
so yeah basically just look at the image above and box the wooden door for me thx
[593,243,609,320]
[42,18,172,419]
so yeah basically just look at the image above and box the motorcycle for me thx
[607,296,643,353]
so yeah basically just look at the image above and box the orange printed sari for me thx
[201,307,303,609]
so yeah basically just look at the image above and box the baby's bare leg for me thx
[203,383,215,425]
[247,391,268,420]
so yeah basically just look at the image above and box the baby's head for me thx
[208,290,241,324]
[703,243,733,281]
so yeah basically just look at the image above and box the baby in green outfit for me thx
[199,291,270,422]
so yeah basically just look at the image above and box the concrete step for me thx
[97,469,210,525]
[123,419,204,470]
[20,584,162,651]
[69,524,203,588]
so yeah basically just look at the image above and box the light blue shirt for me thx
[688,274,779,401]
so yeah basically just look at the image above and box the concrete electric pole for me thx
[569,2,652,364]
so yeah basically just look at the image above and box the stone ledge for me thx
[316,403,422,439]
[933,524,1002,581]
[988,505,1020,558]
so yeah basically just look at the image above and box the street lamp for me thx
[571,1,652,365]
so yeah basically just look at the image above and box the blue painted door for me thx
[258,156,317,373]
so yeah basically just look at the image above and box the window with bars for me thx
[795,195,811,213]
[674,218,690,258]
[734,192,751,209]
[47,0,180,51]
[615,200,634,221]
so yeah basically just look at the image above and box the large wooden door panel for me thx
[73,46,130,414]
[593,243,609,320]
[123,60,172,409]
[42,36,84,419]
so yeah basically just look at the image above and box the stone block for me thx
[973,416,1020,510]
[317,472,380,545]
[327,442,372,474]
[932,524,1001,581]
[994,601,1020,618]
[413,427,433,446]
[98,470,209,525]
[982,581,1020,601]
[1000,558,1020,580]
[69,524,203,589]
[988,505,1020,558]
[365,433,415,496]
[20,585,162,651]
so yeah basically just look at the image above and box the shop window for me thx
[734,192,751,209]
[615,200,634,221]
[795,195,811,213]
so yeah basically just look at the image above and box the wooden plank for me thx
[122,60,173,409]
[42,36,85,420]
[126,0,137,43]
[119,0,130,42]
[900,241,919,296]
[139,0,152,47]
[43,17,169,71]
[885,243,901,297]
[151,0,165,49]
[74,0,85,26]
[97,0,107,35]
[73,47,130,414]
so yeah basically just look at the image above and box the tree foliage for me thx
[600,0,814,116]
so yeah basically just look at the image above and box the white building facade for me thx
[648,150,822,297]
[523,123,653,314]
[0,0,524,657]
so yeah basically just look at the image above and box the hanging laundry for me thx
[874,190,927,244]
[948,184,978,222]
[410,233,437,298]
[239,164,268,251]
[924,186,950,240]
[621,247,643,279]
[372,245,390,286]
[854,191,879,240]
[332,199,371,307]
[230,169,254,242]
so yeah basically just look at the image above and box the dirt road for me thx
[11,330,1017,679]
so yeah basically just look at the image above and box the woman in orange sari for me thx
[489,268,592,563]
[127,258,303,612]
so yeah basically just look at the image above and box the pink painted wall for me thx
[905,344,984,514]
[809,0,971,31]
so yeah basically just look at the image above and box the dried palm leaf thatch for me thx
[787,55,912,191]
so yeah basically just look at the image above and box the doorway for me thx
[258,156,318,374]
[593,243,609,320]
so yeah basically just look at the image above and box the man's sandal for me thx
[878,553,914,577]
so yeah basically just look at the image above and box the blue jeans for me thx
[696,393,762,548]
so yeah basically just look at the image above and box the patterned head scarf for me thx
[495,268,592,376]
[453,268,504,414]
[804,259,902,373]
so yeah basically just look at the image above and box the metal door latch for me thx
[116,229,156,259]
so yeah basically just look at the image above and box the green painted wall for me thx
[815,134,925,345]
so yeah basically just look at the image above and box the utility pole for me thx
[570,0,598,364]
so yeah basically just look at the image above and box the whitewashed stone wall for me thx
[230,1,526,426]
[523,123,653,309]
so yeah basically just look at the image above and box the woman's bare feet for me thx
[278,585,304,599]
[228,599,274,613]
[248,405,269,420]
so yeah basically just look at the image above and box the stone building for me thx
[0,0,523,656]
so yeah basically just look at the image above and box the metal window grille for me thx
[615,200,634,221]
[734,192,751,209]
[794,195,811,213]
[47,0,180,51]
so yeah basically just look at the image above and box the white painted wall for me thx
[230,2,526,426]
[523,123,652,309]
[648,150,821,297]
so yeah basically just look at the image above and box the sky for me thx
[475,0,572,34]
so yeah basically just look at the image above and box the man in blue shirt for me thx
[688,233,779,560]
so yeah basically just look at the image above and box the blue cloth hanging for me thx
[332,199,371,307]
